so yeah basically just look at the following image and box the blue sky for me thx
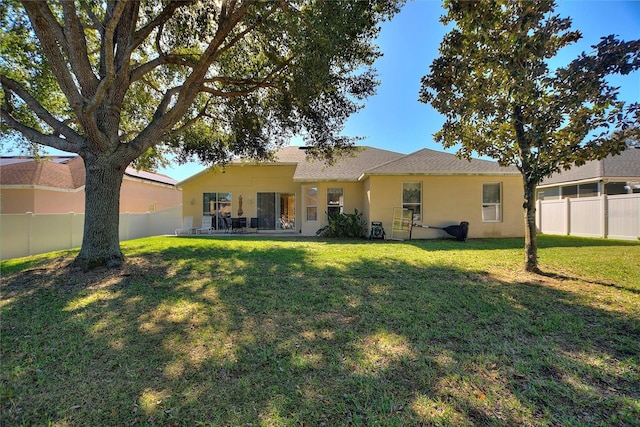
[161,0,640,181]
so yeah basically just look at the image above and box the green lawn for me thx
[1,235,639,426]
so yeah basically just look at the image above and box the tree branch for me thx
[0,109,84,154]
[84,0,127,116]
[122,0,258,161]
[147,0,253,131]
[22,2,84,113]
[129,1,194,53]
[130,55,199,83]
[61,1,98,94]
[1,75,84,146]
[78,0,103,31]
[152,86,183,120]
[215,1,281,59]
[165,113,209,140]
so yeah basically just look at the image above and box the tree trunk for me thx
[523,179,539,273]
[74,155,126,269]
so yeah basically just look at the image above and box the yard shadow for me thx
[405,234,640,252]
[1,239,638,425]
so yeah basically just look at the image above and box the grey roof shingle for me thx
[291,147,405,182]
[179,145,524,184]
[366,148,520,176]
[539,147,640,186]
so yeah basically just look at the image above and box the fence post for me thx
[637,194,640,240]
[26,212,33,256]
[122,212,130,241]
[68,212,74,249]
[564,198,570,236]
[601,195,607,239]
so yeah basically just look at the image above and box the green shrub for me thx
[316,209,367,238]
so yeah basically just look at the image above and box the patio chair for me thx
[250,217,259,233]
[196,215,213,235]
[175,216,194,235]
[231,217,247,233]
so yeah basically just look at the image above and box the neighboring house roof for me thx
[366,148,520,176]
[124,167,178,186]
[0,156,178,189]
[538,147,640,187]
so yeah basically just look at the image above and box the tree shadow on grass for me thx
[405,234,640,252]
[1,239,638,425]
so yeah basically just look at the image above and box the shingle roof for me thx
[366,148,520,176]
[178,145,524,185]
[292,147,405,182]
[539,147,640,186]
[125,168,177,186]
[274,145,309,163]
[0,156,177,188]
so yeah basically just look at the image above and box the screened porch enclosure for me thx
[256,192,295,230]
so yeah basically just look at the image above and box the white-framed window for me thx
[327,187,344,217]
[305,187,318,221]
[482,183,502,222]
[402,182,422,222]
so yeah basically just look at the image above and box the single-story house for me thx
[536,146,640,199]
[178,146,524,239]
[0,156,182,214]
[535,146,640,239]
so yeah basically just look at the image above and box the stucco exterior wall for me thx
[298,181,365,236]
[1,188,85,214]
[180,165,524,238]
[1,189,35,214]
[35,188,85,213]
[367,174,523,239]
[120,177,182,213]
[180,164,300,229]
[180,165,368,235]
[2,180,179,215]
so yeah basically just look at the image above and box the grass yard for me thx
[1,235,639,426]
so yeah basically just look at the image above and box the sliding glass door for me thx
[257,192,295,230]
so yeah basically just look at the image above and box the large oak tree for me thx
[1,0,401,268]
[420,0,639,272]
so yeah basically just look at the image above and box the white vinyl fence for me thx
[536,194,640,240]
[1,206,182,260]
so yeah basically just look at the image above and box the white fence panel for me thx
[148,206,183,236]
[569,197,603,238]
[538,199,566,235]
[1,206,182,260]
[1,214,30,260]
[607,194,640,240]
[537,194,639,240]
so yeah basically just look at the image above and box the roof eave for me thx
[293,177,361,183]
[0,184,85,192]
[362,171,521,177]
[177,161,299,187]
[537,176,640,188]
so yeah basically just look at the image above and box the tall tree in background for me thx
[1,0,402,269]
[420,0,639,272]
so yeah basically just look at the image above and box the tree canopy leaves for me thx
[420,0,639,184]
[1,0,403,167]
[419,0,639,271]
